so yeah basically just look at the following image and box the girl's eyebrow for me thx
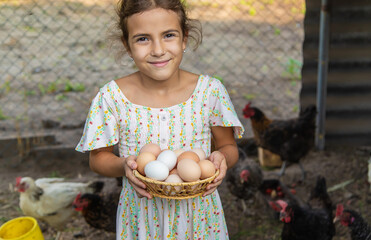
[132,33,149,39]
[132,29,180,39]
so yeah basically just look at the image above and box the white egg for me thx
[144,161,169,181]
[156,150,177,171]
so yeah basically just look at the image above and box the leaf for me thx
[327,179,354,192]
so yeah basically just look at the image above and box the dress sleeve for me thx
[208,79,244,138]
[75,91,119,152]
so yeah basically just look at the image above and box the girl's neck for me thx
[117,70,199,108]
[137,70,182,95]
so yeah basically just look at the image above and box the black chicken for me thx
[73,183,121,233]
[307,175,333,217]
[226,147,263,212]
[270,176,335,240]
[334,204,371,240]
[243,103,316,181]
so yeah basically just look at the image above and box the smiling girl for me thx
[76,0,244,239]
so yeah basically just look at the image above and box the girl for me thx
[76,0,244,239]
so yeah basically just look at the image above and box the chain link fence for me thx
[0,0,305,158]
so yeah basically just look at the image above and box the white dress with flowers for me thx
[76,75,244,240]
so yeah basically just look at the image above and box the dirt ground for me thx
[0,144,370,240]
[1,1,370,239]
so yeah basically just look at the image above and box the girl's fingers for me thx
[203,151,228,196]
[124,155,152,199]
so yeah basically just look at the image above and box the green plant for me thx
[212,75,224,84]
[64,80,85,92]
[282,58,302,81]
[0,216,9,224]
[47,81,58,93]
[55,93,67,101]
[249,7,257,16]
[0,107,8,120]
[274,26,281,35]
[38,83,46,95]
[0,80,11,93]
[49,171,62,178]
[244,93,256,100]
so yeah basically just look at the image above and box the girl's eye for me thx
[136,37,148,42]
[165,33,175,38]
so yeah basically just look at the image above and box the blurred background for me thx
[1,1,371,240]
[0,0,304,158]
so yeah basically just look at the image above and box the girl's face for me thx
[125,8,187,82]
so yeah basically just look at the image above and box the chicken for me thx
[269,176,335,240]
[334,204,371,240]
[73,190,120,233]
[307,175,333,218]
[226,147,263,212]
[243,103,316,181]
[15,176,104,230]
[73,178,122,233]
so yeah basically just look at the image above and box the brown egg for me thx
[164,174,184,193]
[136,152,156,175]
[177,151,200,164]
[191,148,206,161]
[139,143,161,157]
[177,158,201,182]
[173,149,185,157]
[169,168,178,175]
[198,159,216,179]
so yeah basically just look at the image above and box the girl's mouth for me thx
[150,60,169,67]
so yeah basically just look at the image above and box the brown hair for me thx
[111,0,202,56]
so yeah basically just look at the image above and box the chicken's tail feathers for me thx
[308,175,333,210]
[299,104,317,120]
[312,175,328,195]
[88,181,104,193]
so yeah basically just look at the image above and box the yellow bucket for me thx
[0,217,44,240]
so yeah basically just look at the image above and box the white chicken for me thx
[15,176,104,230]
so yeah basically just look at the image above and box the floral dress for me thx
[76,75,244,240]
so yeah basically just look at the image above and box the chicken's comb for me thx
[15,177,22,186]
[275,200,288,211]
[269,201,282,212]
[335,204,344,217]
[73,193,82,205]
[243,102,251,111]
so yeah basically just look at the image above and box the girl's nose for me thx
[151,40,165,56]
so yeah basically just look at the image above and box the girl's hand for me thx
[202,151,227,197]
[124,155,153,199]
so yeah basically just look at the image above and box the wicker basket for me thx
[133,170,219,199]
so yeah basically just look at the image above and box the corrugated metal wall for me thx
[300,0,371,146]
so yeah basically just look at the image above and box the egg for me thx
[177,151,200,164]
[177,158,201,182]
[169,168,178,175]
[191,148,206,161]
[164,174,184,193]
[156,149,177,171]
[139,143,161,157]
[136,152,156,175]
[198,159,216,179]
[173,148,185,157]
[144,161,169,181]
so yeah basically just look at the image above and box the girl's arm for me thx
[90,146,152,199]
[203,126,238,196]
